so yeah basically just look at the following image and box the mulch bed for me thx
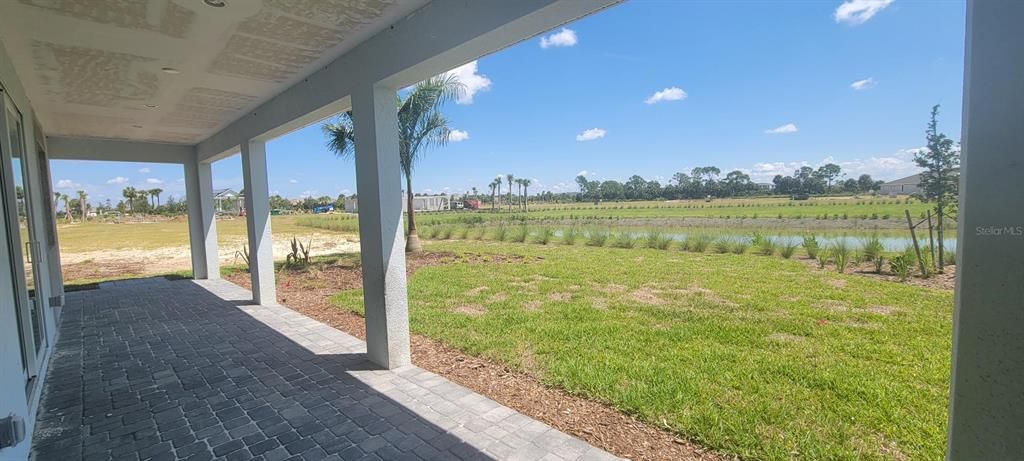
[224,252,731,461]
[800,258,956,290]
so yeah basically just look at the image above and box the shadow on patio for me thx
[31,277,615,461]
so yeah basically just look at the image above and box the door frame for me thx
[0,86,46,387]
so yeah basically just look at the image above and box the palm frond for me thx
[322,111,356,159]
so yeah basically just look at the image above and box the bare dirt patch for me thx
[768,332,805,343]
[589,297,608,310]
[671,284,739,307]
[452,304,487,316]
[827,278,847,289]
[522,300,543,311]
[864,305,899,315]
[547,292,571,302]
[485,292,509,304]
[592,282,627,294]
[224,251,731,461]
[816,300,850,312]
[464,286,489,296]
[628,287,665,305]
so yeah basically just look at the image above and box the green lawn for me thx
[331,241,952,460]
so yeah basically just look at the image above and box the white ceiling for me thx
[0,0,427,145]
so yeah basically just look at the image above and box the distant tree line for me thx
[560,165,882,204]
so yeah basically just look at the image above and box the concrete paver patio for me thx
[31,277,619,461]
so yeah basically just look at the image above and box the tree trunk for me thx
[405,175,422,252]
[936,205,945,273]
[524,186,528,212]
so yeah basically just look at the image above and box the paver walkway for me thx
[31,277,620,461]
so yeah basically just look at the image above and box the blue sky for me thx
[51,0,966,204]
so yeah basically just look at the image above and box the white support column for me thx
[351,83,410,369]
[241,140,276,305]
[947,1,1024,459]
[184,157,219,279]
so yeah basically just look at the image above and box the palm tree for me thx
[506,174,514,212]
[488,180,498,210]
[76,190,88,220]
[151,188,163,208]
[522,178,532,212]
[122,187,136,213]
[323,74,465,252]
[60,194,71,221]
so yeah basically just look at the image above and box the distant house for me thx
[755,182,775,191]
[880,174,921,196]
[345,194,452,213]
[213,188,243,215]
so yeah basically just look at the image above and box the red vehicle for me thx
[463,199,481,210]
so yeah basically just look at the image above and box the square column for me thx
[184,158,219,279]
[947,1,1024,459]
[351,83,410,369]
[240,140,276,305]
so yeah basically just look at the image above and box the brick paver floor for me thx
[31,277,619,461]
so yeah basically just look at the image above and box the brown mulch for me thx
[801,259,956,290]
[224,252,731,461]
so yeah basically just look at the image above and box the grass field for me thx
[297,196,942,235]
[331,241,952,461]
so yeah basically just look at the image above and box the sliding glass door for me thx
[0,88,46,386]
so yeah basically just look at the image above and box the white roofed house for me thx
[880,173,922,196]
[212,188,242,215]
[0,1,1019,460]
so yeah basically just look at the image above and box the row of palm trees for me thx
[53,190,88,221]
[487,174,532,212]
[121,187,163,213]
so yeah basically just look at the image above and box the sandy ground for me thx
[61,232,360,281]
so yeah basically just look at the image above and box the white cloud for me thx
[138,167,151,173]
[55,179,79,189]
[644,87,688,104]
[765,123,798,134]
[850,77,877,90]
[448,129,469,142]
[575,128,606,142]
[576,170,590,177]
[106,176,129,185]
[540,28,578,49]
[176,178,185,183]
[145,178,164,184]
[443,61,491,104]
[741,147,925,182]
[834,0,894,25]
[289,179,298,184]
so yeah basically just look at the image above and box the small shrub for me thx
[562,227,579,245]
[713,237,732,254]
[802,235,820,259]
[645,231,673,250]
[453,226,470,239]
[426,226,442,239]
[861,234,884,273]
[732,240,750,254]
[534,227,554,245]
[752,232,775,256]
[686,234,713,253]
[510,225,529,243]
[494,224,509,242]
[780,240,798,259]
[943,250,957,266]
[586,229,609,247]
[817,248,830,269]
[890,254,912,281]
[611,232,636,249]
[472,226,487,240]
[829,240,852,273]
[439,226,454,240]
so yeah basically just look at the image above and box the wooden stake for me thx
[927,209,937,271]
[906,209,928,277]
